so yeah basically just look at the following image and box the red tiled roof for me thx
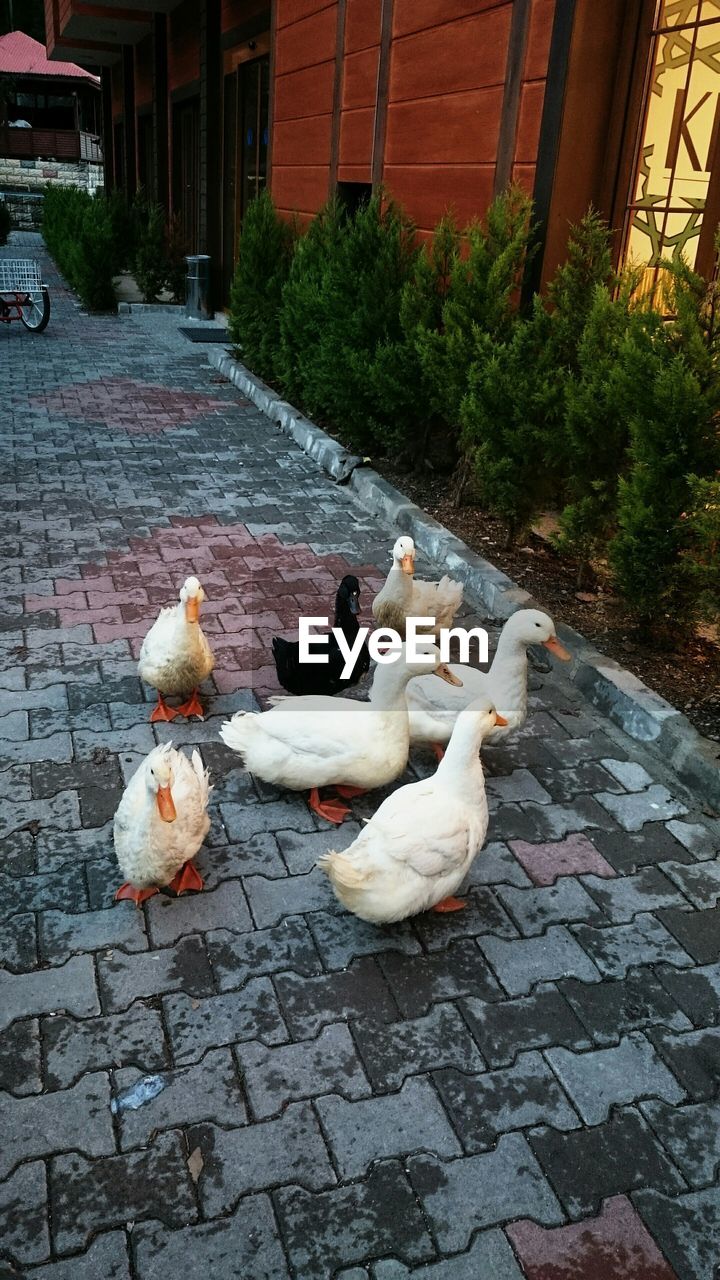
[0,30,100,83]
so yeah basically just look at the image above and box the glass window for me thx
[623,0,720,292]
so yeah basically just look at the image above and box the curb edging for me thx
[208,346,720,811]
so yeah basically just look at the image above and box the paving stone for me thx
[220,797,317,843]
[144,880,252,946]
[378,940,501,1017]
[274,956,398,1037]
[634,1187,720,1280]
[206,833,288,881]
[192,1101,335,1214]
[649,1024,720,1098]
[641,1096,720,1188]
[0,1018,41,1096]
[0,954,99,1032]
[592,825,696,874]
[529,1107,684,1218]
[509,833,616,886]
[0,1160,50,1265]
[317,1077,462,1178]
[434,1050,579,1152]
[372,1231,525,1280]
[600,759,656,790]
[164,978,288,1065]
[560,967,692,1046]
[244,870,337,927]
[237,1023,370,1119]
[532,759,625,804]
[133,1198,290,1280]
[353,1002,484,1091]
[0,1071,114,1179]
[308,909,422,970]
[595,785,688,832]
[464,840,533,888]
[274,1162,434,1278]
[665,819,720,859]
[276,822,362,874]
[35,820,113,872]
[581,866,689,922]
[661,858,720,908]
[485,769,551,804]
[31,756,122,801]
[498,878,605,936]
[0,862,88,920]
[409,1133,562,1251]
[507,1194,678,1280]
[39,904,148,963]
[545,1032,685,1125]
[411,887,518,950]
[656,960,720,1028]
[97,935,214,1011]
[43,1001,169,1090]
[207,917,321,991]
[0,912,37,971]
[115,1046,245,1149]
[24,1231,131,1279]
[50,1131,197,1255]
[480,925,601,996]
[462,985,590,1068]
[657,903,720,964]
[572,913,694,979]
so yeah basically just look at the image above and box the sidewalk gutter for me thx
[209,346,720,812]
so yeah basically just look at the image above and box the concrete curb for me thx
[209,345,720,810]
[118,302,184,314]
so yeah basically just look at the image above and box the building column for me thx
[200,0,222,310]
[122,44,137,198]
[100,66,115,191]
[153,13,169,211]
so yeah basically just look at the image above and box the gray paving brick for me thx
[237,1022,369,1119]
[353,1003,484,1091]
[378,940,501,1017]
[634,1187,720,1280]
[97,935,214,1012]
[317,1077,462,1178]
[581,866,689,922]
[601,758,655,790]
[595,785,688,831]
[50,1131,197,1255]
[641,1096,720,1187]
[463,985,590,1068]
[434,1050,579,1152]
[0,789,79,844]
[409,1133,563,1251]
[275,956,398,1037]
[145,879,252,946]
[649,1024,720,1098]
[411,887,518,951]
[220,797,317,843]
[1,733,74,766]
[39,904,148,963]
[498,878,605,936]
[560,966,692,1046]
[0,1160,50,1265]
[0,1018,41,1096]
[275,1162,434,1279]
[207,832,288,881]
[592,823,695,875]
[480,925,601,996]
[207,917,321,991]
[545,1031,685,1125]
[276,822,362,874]
[572,912,694,978]
[657,902,720,964]
[465,840,533,888]
[115,1047,245,1149]
[193,1101,335,1214]
[243,869,337,927]
[35,820,113,871]
[661,858,720,908]
[43,1001,169,1090]
[485,769,551,804]
[1,954,99,1032]
[656,959,720,1027]
[25,1231,131,1279]
[371,1232,525,1280]
[0,864,88,921]
[0,911,37,971]
[307,908,421,970]
[665,819,719,859]
[165,978,288,1065]
[0,1070,114,1179]
[133,1198,290,1280]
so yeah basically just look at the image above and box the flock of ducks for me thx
[114,537,570,923]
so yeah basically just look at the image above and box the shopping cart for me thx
[0,258,50,333]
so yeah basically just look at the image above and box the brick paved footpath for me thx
[1,231,720,1280]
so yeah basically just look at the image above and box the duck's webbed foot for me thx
[115,882,159,907]
[432,895,465,913]
[150,694,178,723]
[169,861,204,893]
[176,688,204,719]
[308,787,351,825]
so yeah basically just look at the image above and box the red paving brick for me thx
[510,833,617,886]
[28,377,232,433]
[507,1195,679,1280]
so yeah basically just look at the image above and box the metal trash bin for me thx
[185,254,213,320]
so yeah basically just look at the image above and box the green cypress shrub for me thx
[679,474,720,621]
[133,202,168,303]
[228,189,296,381]
[72,196,119,311]
[276,197,345,410]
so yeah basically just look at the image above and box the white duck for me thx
[114,742,212,906]
[372,536,463,638]
[219,644,462,824]
[405,608,571,758]
[317,698,505,922]
[138,575,214,722]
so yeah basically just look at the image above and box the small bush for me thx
[133,202,167,303]
[276,198,345,410]
[0,199,10,245]
[42,186,118,311]
[228,189,296,381]
[680,474,720,621]
[165,213,187,303]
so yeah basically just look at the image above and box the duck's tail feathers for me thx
[190,749,213,805]
[436,575,464,624]
[219,711,257,759]
[317,850,368,890]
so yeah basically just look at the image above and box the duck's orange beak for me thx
[543,635,571,661]
[185,596,200,623]
[494,713,509,727]
[435,663,463,686]
[401,554,415,574]
[156,785,177,822]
